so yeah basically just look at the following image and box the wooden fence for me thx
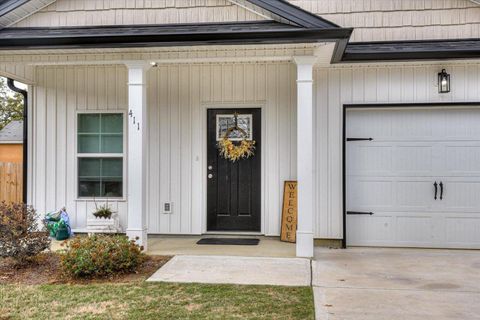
[0,162,23,203]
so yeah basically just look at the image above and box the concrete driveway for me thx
[313,248,480,320]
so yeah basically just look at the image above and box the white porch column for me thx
[294,56,316,258]
[125,62,151,250]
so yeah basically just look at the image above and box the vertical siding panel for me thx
[452,65,466,101]
[352,67,364,102]
[117,66,128,109]
[159,66,171,233]
[45,68,57,211]
[402,66,415,101]
[86,66,96,109]
[212,65,222,102]
[289,64,297,179]
[388,67,402,102]
[55,67,67,210]
[265,64,278,235]
[200,64,211,103]
[364,68,377,102]
[65,66,77,227]
[179,65,192,233]
[106,66,117,109]
[414,66,428,102]
[327,69,342,238]
[244,64,255,102]
[76,201,87,229]
[169,65,181,233]
[275,63,291,236]
[190,65,202,234]
[376,67,389,102]
[147,69,159,233]
[34,67,47,214]
[222,64,233,102]
[97,66,107,110]
[233,64,244,102]
[76,67,86,110]
[255,64,266,101]
[466,64,479,101]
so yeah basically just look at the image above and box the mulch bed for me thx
[0,253,171,285]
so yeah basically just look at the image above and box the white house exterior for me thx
[1,0,480,257]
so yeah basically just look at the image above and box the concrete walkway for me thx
[147,255,311,286]
[312,248,480,320]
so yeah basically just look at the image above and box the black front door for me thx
[207,108,261,231]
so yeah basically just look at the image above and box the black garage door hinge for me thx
[346,138,373,142]
[347,211,374,215]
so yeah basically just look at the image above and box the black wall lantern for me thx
[438,69,450,93]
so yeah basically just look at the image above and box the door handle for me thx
[433,181,438,200]
[439,181,444,200]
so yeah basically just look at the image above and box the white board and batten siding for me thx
[315,62,480,240]
[30,62,297,236]
[30,61,480,240]
[31,65,129,231]
[146,63,296,235]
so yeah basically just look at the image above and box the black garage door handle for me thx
[439,182,444,200]
[433,181,438,200]
[347,211,374,215]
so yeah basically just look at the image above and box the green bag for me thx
[56,226,70,241]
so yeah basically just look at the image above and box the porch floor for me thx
[147,236,296,258]
[51,235,296,258]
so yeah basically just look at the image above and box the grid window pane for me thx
[101,114,123,133]
[77,113,123,153]
[78,135,100,153]
[102,158,123,177]
[78,158,101,177]
[78,180,101,198]
[78,158,123,198]
[101,135,123,153]
[78,114,100,133]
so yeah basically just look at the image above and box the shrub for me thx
[0,202,51,265]
[61,235,145,278]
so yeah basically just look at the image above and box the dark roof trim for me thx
[246,0,339,28]
[0,0,29,17]
[0,22,352,50]
[335,38,480,63]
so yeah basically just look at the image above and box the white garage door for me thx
[346,107,480,248]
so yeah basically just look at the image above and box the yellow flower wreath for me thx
[217,137,255,162]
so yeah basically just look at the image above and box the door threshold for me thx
[203,231,264,236]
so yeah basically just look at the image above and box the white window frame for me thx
[75,110,127,201]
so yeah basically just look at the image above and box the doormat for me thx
[196,238,260,245]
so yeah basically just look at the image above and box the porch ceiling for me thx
[0,43,335,66]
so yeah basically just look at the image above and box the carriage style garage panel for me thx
[346,107,480,249]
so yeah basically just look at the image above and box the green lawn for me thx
[0,282,314,320]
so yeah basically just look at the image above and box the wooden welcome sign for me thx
[280,181,297,243]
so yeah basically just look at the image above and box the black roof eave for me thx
[0,27,352,50]
[334,38,480,63]
[0,0,29,17]
[246,0,340,28]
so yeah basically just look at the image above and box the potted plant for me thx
[86,199,120,235]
